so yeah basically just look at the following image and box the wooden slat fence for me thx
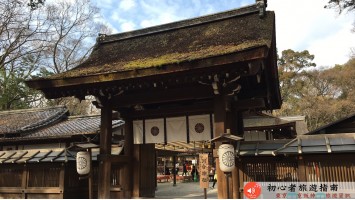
[240,158,298,183]
[305,159,355,191]
[239,155,355,194]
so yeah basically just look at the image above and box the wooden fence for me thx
[239,154,355,193]
[0,162,125,199]
[239,157,299,183]
[304,155,355,191]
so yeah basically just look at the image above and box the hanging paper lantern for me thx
[76,151,90,175]
[218,144,235,172]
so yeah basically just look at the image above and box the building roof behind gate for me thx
[0,106,68,136]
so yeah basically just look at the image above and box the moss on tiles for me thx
[122,40,269,70]
[36,10,275,81]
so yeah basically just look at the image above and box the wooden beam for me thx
[97,155,130,163]
[233,98,266,111]
[124,100,213,119]
[22,188,63,193]
[237,88,267,99]
[113,86,213,107]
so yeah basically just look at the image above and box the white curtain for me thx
[145,118,165,144]
[133,120,143,144]
[166,116,187,142]
[188,114,212,141]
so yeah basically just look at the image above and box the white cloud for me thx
[94,0,114,10]
[308,23,354,67]
[268,0,355,66]
[110,12,121,22]
[119,0,136,11]
[140,19,154,28]
[120,21,136,32]
[240,0,251,7]
[138,0,183,27]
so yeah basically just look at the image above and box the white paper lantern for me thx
[218,144,235,172]
[76,151,90,175]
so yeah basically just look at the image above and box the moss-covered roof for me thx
[41,5,275,80]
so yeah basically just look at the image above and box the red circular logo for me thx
[244,182,261,199]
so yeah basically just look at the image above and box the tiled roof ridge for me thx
[68,114,100,119]
[0,105,66,116]
[96,4,260,45]
[19,107,69,135]
[0,135,73,142]
[67,115,125,126]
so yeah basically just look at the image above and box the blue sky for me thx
[93,0,354,67]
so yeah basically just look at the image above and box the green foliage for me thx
[277,49,316,102]
[0,68,41,110]
[276,49,355,131]
[0,0,109,114]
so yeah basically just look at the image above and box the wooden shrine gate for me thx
[26,2,280,198]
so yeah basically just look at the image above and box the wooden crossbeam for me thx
[38,150,53,162]
[113,85,213,107]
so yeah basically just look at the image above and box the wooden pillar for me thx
[88,148,93,199]
[98,100,112,199]
[232,162,240,199]
[22,164,28,199]
[214,96,228,199]
[59,163,65,198]
[123,116,134,198]
[214,96,241,199]
[133,144,140,197]
[173,155,177,186]
[298,156,307,182]
[233,111,243,199]
[155,151,158,191]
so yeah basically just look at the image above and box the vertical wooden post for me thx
[233,111,242,199]
[214,96,240,199]
[98,100,112,199]
[22,164,28,199]
[232,158,243,199]
[133,144,140,197]
[298,156,307,182]
[232,165,240,198]
[123,116,134,198]
[88,148,93,199]
[155,151,158,191]
[214,96,228,199]
[59,163,65,198]
[173,155,177,186]
[215,159,226,198]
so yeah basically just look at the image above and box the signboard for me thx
[199,153,209,188]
